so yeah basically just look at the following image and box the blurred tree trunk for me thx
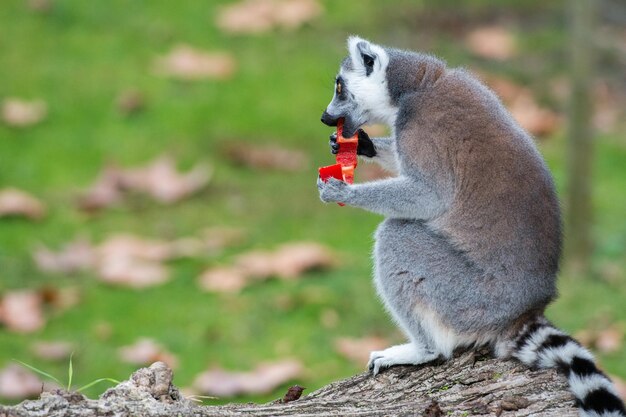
[566,0,596,275]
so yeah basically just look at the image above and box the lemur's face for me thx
[321,37,396,137]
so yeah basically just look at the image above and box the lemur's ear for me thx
[357,41,376,76]
[348,36,383,77]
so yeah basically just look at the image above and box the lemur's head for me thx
[321,36,398,137]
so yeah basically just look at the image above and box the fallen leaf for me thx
[192,359,303,397]
[319,308,339,329]
[33,238,95,274]
[596,325,624,354]
[0,188,46,220]
[465,25,517,61]
[0,290,45,333]
[0,364,51,400]
[216,0,322,34]
[198,266,249,293]
[272,0,323,30]
[116,90,146,116]
[199,242,335,293]
[77,166,126,212]
[79,156,212,211]
[271,242,335,279]
[120,156,212,204]
[201,227,247,254]
[334,336,389,365]
[31,341,74,361]
[1,98,47,127]
[575,321,624,354]
[27,0,54,13]
[97,234,171,262]
[281,385,305,403]
[224,144,309,172]
[96,257,169,288]
[154,45,236,80]
[118,338,179,369]
[38,286,81,312]
[478,73,562,137]
[508,91,562,137]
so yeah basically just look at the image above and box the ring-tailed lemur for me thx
[318,36,625,417]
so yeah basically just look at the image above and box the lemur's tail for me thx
[502,317,625,417]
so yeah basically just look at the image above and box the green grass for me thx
[1,0,624,405]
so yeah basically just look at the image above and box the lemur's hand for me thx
[329,132,339,155]
[317,176,352,203]
[330,129,376,157]
[357,129,376,157]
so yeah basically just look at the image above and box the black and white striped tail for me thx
[505,318,625,417]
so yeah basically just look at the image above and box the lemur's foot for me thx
[368,343,438,376]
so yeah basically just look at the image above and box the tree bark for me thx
[0,350,579,417]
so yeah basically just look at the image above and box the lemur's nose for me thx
[321,111,338,127]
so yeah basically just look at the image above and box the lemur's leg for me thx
[317,175,445,220]
[368,218,486,374]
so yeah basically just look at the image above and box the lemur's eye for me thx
[336,81,342,95]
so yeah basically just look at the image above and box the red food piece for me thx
[318,119,359,206]
[318,163,343,182]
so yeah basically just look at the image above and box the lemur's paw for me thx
[317,176,351,203]
[368,344,437,376]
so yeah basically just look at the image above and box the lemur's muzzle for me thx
[321,111,339,127]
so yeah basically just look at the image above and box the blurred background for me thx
[0,0,624,404]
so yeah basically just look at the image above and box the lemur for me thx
[318,36,625,417]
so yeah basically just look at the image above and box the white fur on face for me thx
[341,36,398,127]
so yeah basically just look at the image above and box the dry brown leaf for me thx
[118,338,179,369]
[508,92,562,137]
[478,73,561,137]
[198,266,249,293]
[334,336,389,365]
[596,325,624,354]
[271,242,335,279]
[116,90,146,116]
[235,250,278,279]
[27,0,54,13]
[199,242,335,293]
[154,45,236,81]
[465,25,516,61]
[0,290,45,333]
[272,0,323,30]
[119,156,212,204]
[0,188,46,220]
[192,359,303,397]
[217,0,322,34]
[38,286,81,312]
[79,156,211,211]
[202,227,247,254]
[575,322,624,354]
[33,238,95,274]
[96,257,169,288]
[31,341,74,361]
[0,364,55,400]
[1,98,47,128]
[77,166,125,212]
[224,144,309,172]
